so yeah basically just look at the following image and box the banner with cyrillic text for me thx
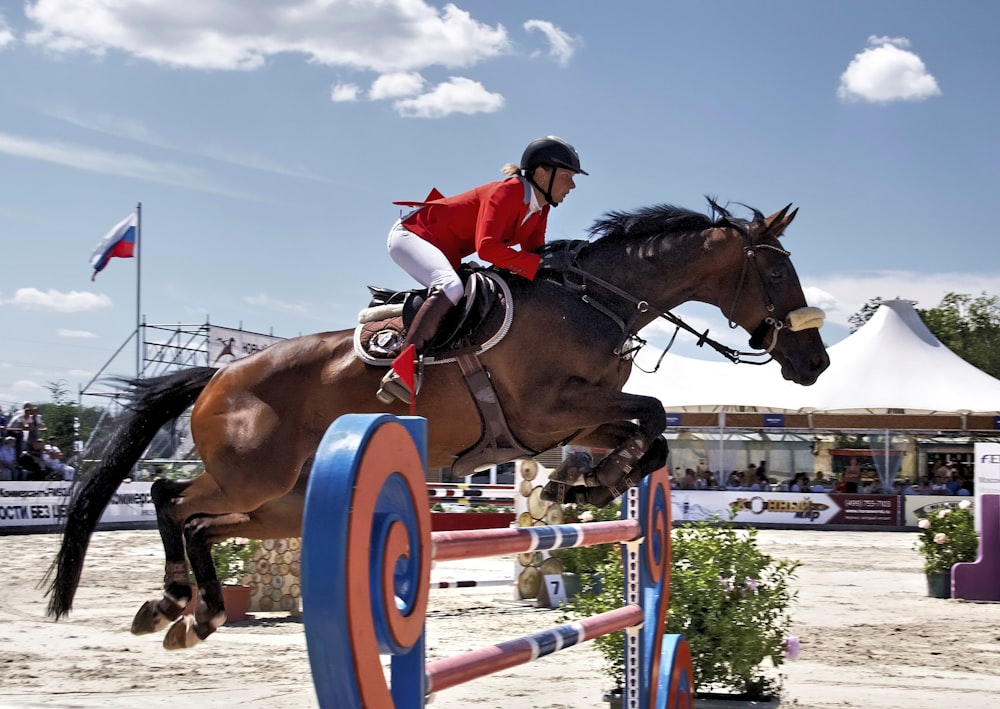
[0,482,155,531]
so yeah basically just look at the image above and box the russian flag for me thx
[90,212,137,280]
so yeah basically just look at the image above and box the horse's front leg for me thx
[538,392,666,507]
[575,435,669,508]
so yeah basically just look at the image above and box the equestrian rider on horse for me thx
[377,136,587,404]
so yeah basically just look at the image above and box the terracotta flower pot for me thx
[222,583,253,622]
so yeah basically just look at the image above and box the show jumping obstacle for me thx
[953,494,1000,601]
[301,414,693,709]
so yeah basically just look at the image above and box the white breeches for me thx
[386,220,464,305]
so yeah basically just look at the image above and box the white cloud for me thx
[24,0,510,72]
[370,72,425,100]
[802,270,1000,330]
[330,82,361,102]
[394,77,504,118]
[838,36,941,103]
[523,19,578,66]
[57,328,98,338]
[39,105,325,181]
[3,288,112,313]
[0,14,16,49]
[0,130,262,200]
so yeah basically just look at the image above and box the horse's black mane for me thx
[535,198,759,258]
[588,197,750,245]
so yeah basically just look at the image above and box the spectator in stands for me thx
[0,435,17,480]
[931,458,950,485]
[946,470,963,496]
[843,457,862,493]
[790,473,810,493]
[680,468,698,490]
[48,446,75,481]
[7,402,46,458]
[749,468,771,492]
[811,471,830,492]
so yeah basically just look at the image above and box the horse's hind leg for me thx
[163,512,249,650]
[131,479,195,636]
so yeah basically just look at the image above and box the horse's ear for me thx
[764,204,797,237]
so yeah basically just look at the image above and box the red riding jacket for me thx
[395,176,547,280]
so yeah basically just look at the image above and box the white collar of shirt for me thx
[521,186,543,226]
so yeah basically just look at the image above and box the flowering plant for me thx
[211,537,262,585]
[667,516,799,700]
[915,500,978,575]
[553,501,621,574]
[563,513,799,699]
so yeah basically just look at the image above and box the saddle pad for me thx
[353,271,513,367]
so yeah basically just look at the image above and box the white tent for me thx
[624,299,1000,415]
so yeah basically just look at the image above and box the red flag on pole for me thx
[392,344,417,414]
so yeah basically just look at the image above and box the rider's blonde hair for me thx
[501,163,522,176]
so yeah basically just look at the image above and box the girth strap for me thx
[451,351,538,476]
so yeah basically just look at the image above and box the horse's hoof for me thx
[163,616,202,650]
[131,599,176,635]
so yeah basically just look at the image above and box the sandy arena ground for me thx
[2,528,999,708]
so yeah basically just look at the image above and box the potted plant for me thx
[563,514,800,707]
[915,499,978,598]
[210,536,262,622]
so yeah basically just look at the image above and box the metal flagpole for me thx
[136,201,142,378]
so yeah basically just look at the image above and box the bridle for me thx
[727,231,794,358]
[547,225,823,367]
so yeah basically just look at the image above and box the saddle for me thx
[353,267,535,475]
[353,268,512,365]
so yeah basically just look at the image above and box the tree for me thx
[918,293,1000,380]
[848,297,884,333]
[849,293,1000,380]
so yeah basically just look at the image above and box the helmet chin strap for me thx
[527,166,558,207]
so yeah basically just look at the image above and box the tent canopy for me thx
[624,299,1000,415]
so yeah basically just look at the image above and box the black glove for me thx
[539,249,575,272]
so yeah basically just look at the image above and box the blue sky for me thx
[1,1,999,411]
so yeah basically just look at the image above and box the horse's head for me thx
[717,203,830,386]
[570,199,830,386]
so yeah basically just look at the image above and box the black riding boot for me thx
[376,287,455,404]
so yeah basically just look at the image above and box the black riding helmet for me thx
[520,136,587,207]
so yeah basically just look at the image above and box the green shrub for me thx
[563,515,799,699]
[667,518,798,699]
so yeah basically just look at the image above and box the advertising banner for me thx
[0,482,155,532]
[973,442,1000,534]
[672,490,902,527]
[207,325,284,366]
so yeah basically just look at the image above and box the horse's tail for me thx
[44,366,218,619]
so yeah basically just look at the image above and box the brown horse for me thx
[46,199,829,649]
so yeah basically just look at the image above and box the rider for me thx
[376,136,587,404]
